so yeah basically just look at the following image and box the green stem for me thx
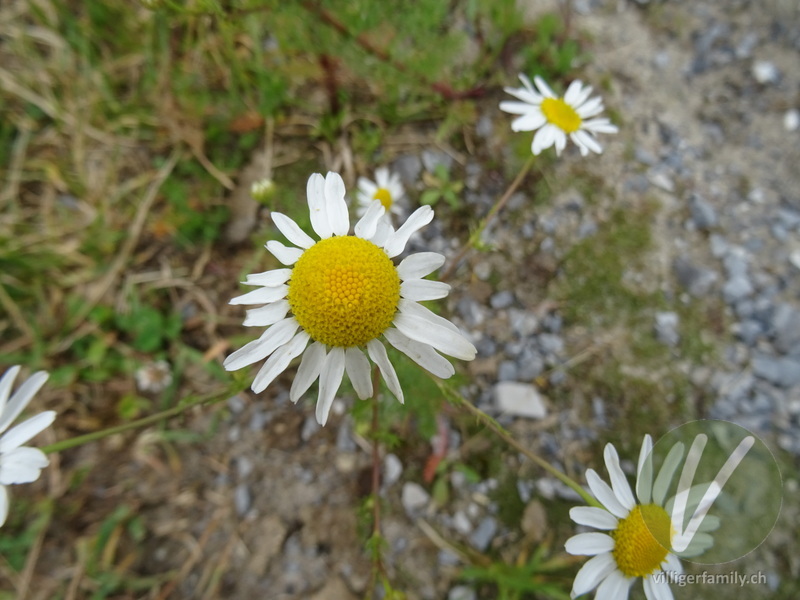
[433,378,602,509]
[41,386,239,454]
[440,155,535,282]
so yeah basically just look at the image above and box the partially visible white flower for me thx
[225,171,476,426]
[135,360,173,393]
[500,74,618,156]
[0,366,56,528]
[565,435,719,600]
[356,167,406,220]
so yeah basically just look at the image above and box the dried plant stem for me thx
[434,378,602,509]
[440,156,535,281]
[40,385,238,455]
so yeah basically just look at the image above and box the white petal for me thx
[366,339,403,404]
[569,506,618,530]
[397,298,461,333]
[383,206,434,258]
[243,300,290,327]
[643,574,674,600]
[531,124,557,155]
[316,347,345,426]
[244,268,292,287]
[0,370,48,435]
[357,178,378,200]
[563,80,585,106]
[553,129,568,155]
[583,118,619,134]
[595,570,634,600]
[251,331,310,394]
[499,100,537,115]
[533,75,556,98]
[564,532,615,556]
[0,366,21,417]
[400,279,450,301]
[576,96,604,119]
[397,252,445,280]
[290,341,326,403]
[271,213,315,249]
[0,485,8,527]
[383,328,454,379]
[354,200,386,241]
[223,317,299,371]
[230,284,288,306]
[653,442,685,506]
[0,447,49,484]
[306,173,332,239]
[371,218,393,248]
[393,311,475,361]
[637,434,654,504]
[586,469,629,519]
[0,411,56,453]
[324,172,350,237]
[571,130,603,155]
[503,86,541,105]
[571,553,617,597]
[511,111,547,132]
[345,347,373,399]
[604,444,636,510]
[571,83,595,109]
[663,553,683,575]
[266,241,303,265]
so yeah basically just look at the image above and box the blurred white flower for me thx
[0,366,56,527]
[134,360,173,393]
[500,74,618,156]
[356,167,406,220]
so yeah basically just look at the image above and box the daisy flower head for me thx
[356,167,406,220]
[225,171,476,426]
[0,365,56,528]
[500,73,618,157]
[565,435,720,600]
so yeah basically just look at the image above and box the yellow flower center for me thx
[373,187,393,211]
[612,504,673,578]
[288,236,400,347]
[540,97,582,133]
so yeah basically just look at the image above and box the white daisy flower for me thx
[500,73,618,156]
[565,435,718,600]
[225,171,476,426]
[0,365,56,528]
[356,167,406,220]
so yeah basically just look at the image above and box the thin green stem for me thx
[433,378,602,509]
[41,386,239,454]
[440,156,536,282]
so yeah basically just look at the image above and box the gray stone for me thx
[654,311,680,346]
[723,253,749,278]
[752,354,800,388]
[301,416,321,441]
[517,349,544,381]
[421,149,453,175]
[452,511,472,535]
[234,483,252,516]
[475,336,497,357]
[723,276,754,303]
[236,456,254,479]
[771,303,800,354]
[689,194,718,229]
[392,154,422,186]
[448,586,477,600]
[752,60,780,85]
[336,420,357,452]
[490,290,515,309]
[736,319,764,346]
[498,361,518,381]
[383,454,403,488]
[673,256,717,296]
[227,394,247,414]
[493,382,547,418]
[508,309,539,336]
[468,516,497,551]
[538,333,564,355]
[401,482,430,514]
[635,147,657,166]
